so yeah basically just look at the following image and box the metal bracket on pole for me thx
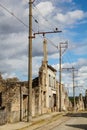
[33,29,62,37]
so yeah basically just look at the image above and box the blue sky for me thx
[0,0,87,96]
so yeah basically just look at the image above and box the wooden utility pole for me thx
[58,42,68,112]
[27,0,34,122]
[20,85,22,121]
[72,67,75,111]
[62,67,78,111]
[28,0,61,121]
[59,43,62,112]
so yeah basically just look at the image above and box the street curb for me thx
[17,112,65,130]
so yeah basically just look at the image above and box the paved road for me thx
[1,112,87,130]
[51,112,87,130]
[32,112,87,130]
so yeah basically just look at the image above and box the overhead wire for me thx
[0,2,38,35]
[0,3,29,29]
[33,2,86,95]
[61,39,76,69]
[22,1,63,49]
[23,1,86,94]
[0,1,86,95]
[0,2,64,52]
[0,2,59,49]
[32,3,60,32]
[0,1,77,65]
[59,38,79,91]
[57,32,75,69]
[46,37,58,49]
[18,1,61,49]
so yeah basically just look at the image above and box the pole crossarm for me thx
[58,41,68,56]
[62,67,78,71]
[33,30,62,37]
[74,86,83,88]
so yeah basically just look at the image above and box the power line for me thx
[0,3,29,28]
[33,3,59,32]
[32,15,38,23]
[62,51,73,67]
[0,2,64,53]
[46,37,58,48]
[32,2,63,43]
[62,43,77,68]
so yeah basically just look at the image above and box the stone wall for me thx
[84,90,87,110]
[0,109,7,125]
[76,93,84,111]
[0,65,72,124]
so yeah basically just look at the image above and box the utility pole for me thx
[20,85,22,121]
[72,67,75,111]
[62,67,78,111]
[28,1,61,121]
[27,0,35,122]
[58,42,68,112]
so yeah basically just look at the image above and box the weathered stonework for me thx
[84,90,87,110]
[76,93,84,111]
[0,61,72,124]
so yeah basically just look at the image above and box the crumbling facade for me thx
[0,38,72,124]
[0,59,71,124]
[84,90,87,110]
[0,77,28,123]
[76,93,84,111]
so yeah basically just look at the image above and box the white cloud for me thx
[36,2,54,17]
[77,58,87,67]
[56,10,84,25]
[2,72,17,79]
[79,66,87,73]
[52,58,87,96]
[0,0,87,98]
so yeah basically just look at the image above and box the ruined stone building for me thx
[84,89,87,110]
[0,39,71,124]
[61,85,72,111]
[0,62,71,124]
[76,93,84,111]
